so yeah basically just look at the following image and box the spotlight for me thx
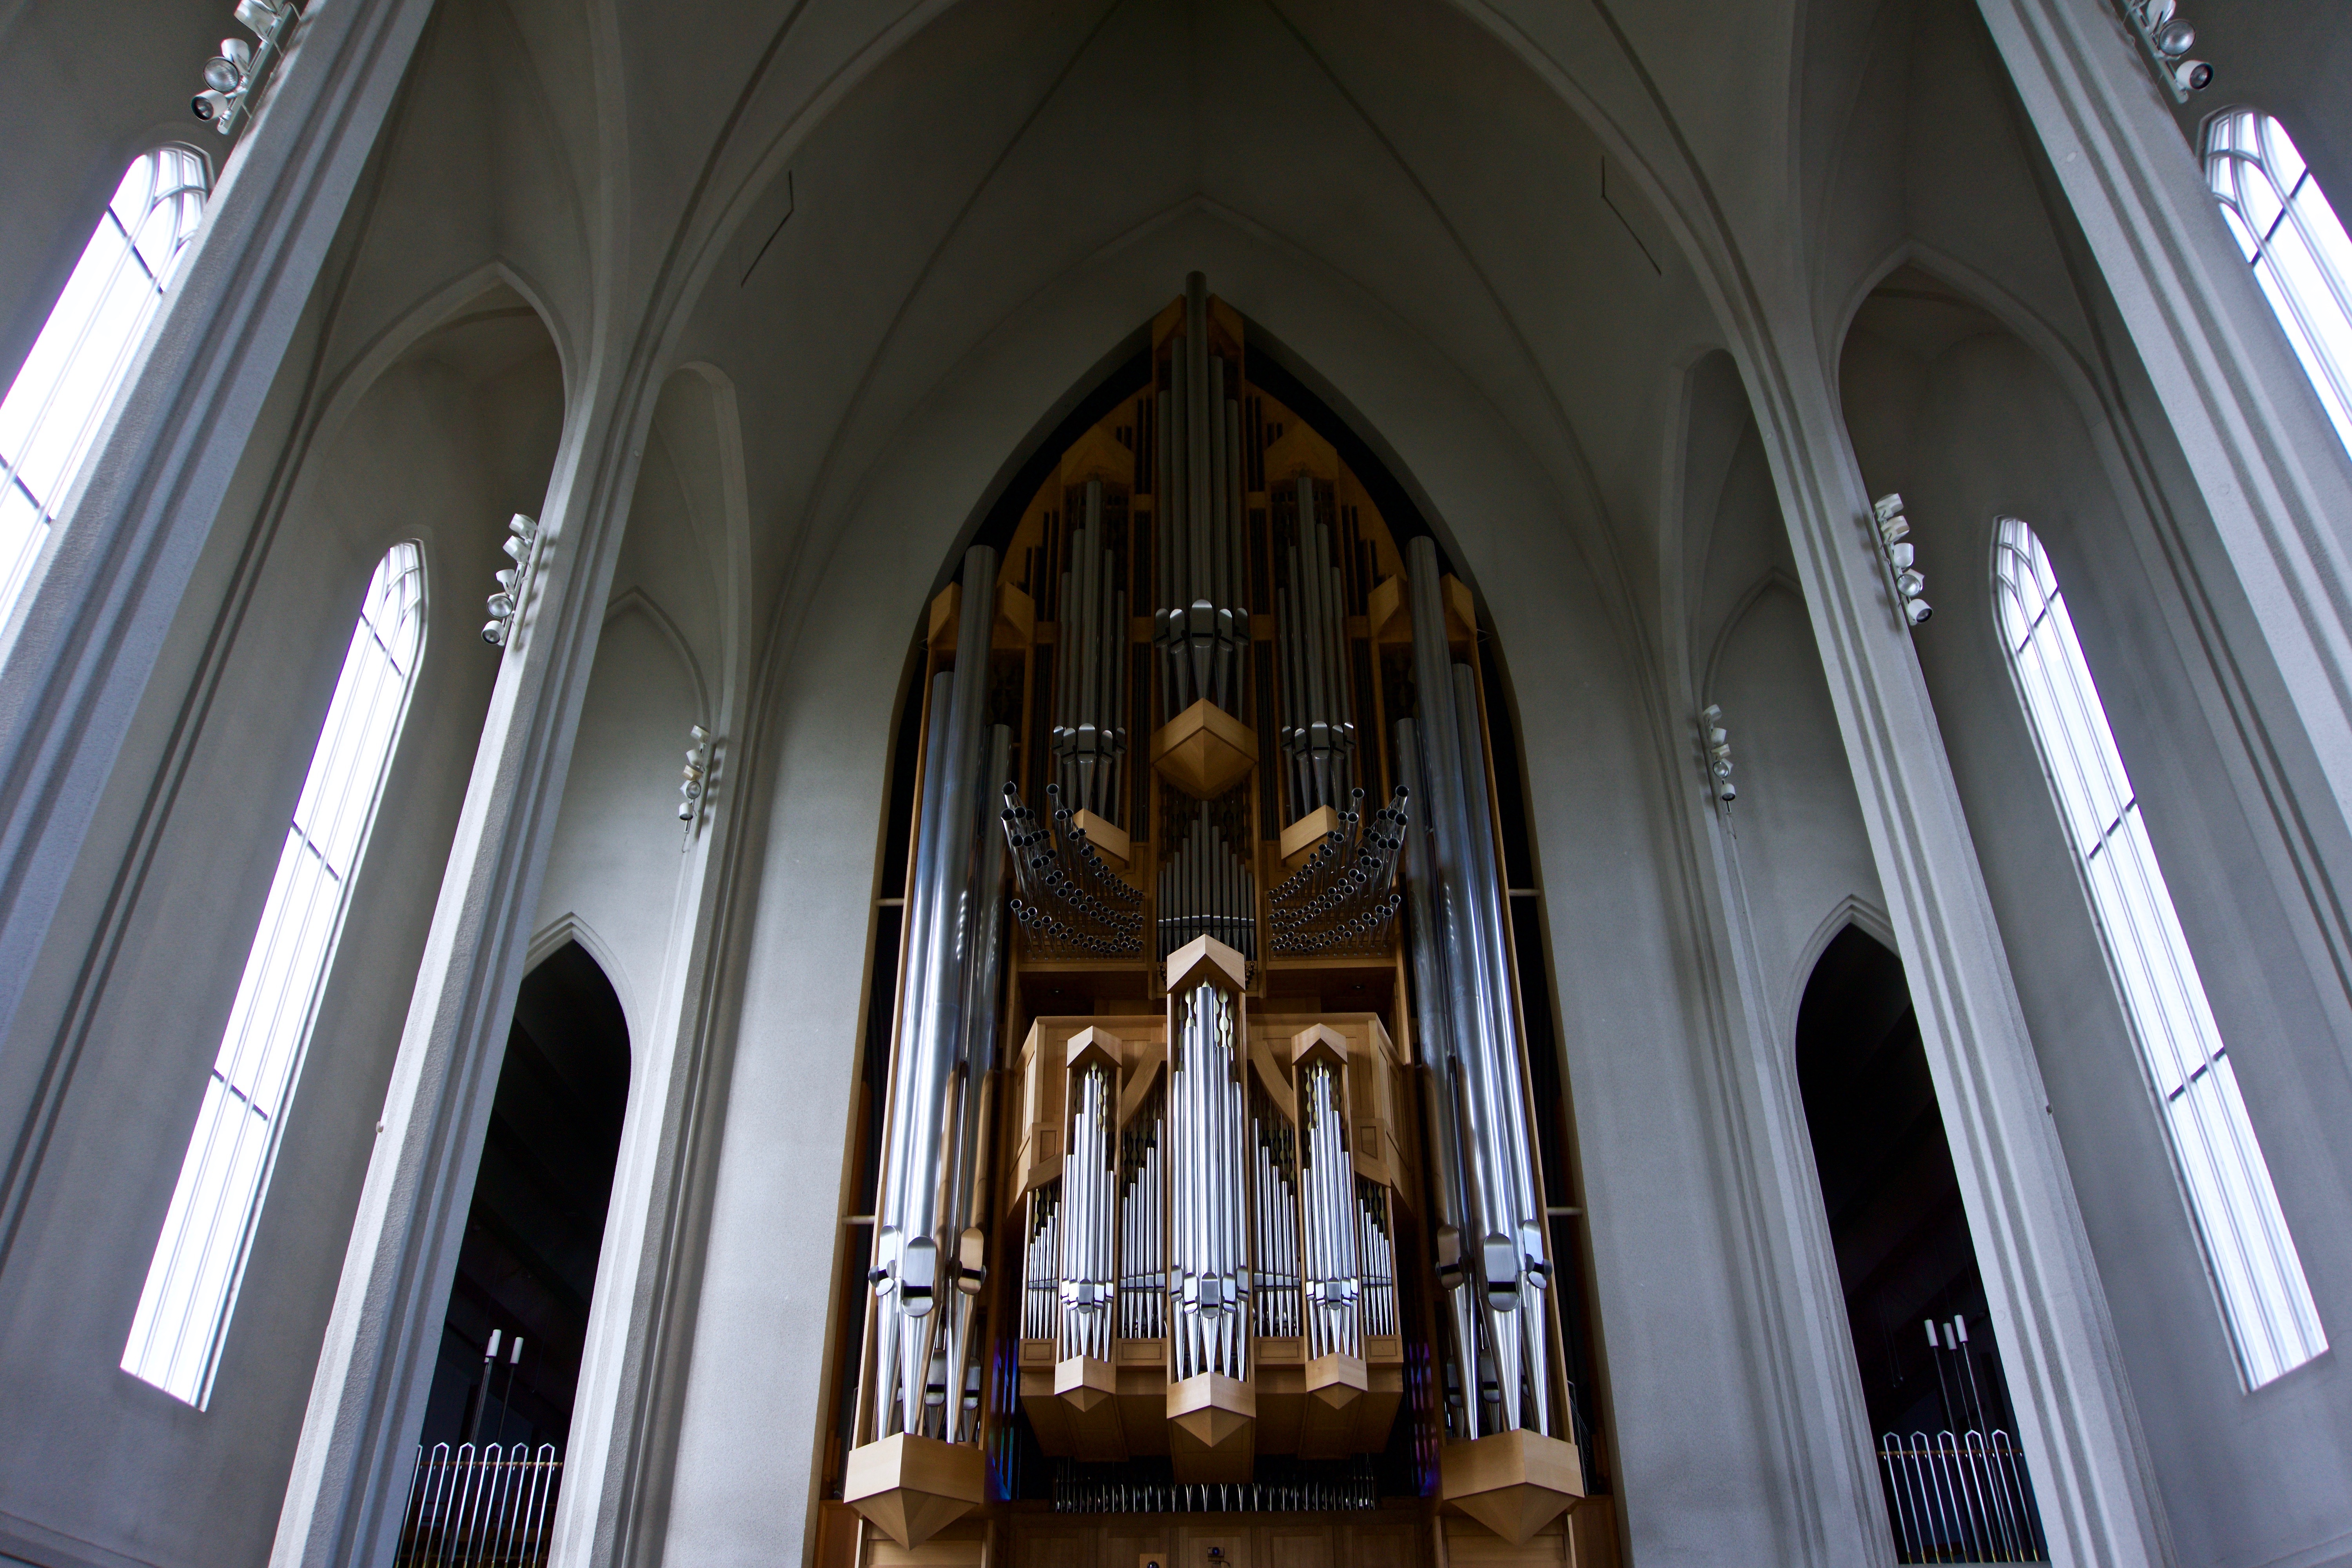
[190,0,300,139]
[1699,704,1737,806]
[483,513,538,650]
[679,724,713,828]
[1872,493,1932,630]
[2120,0,2211,98]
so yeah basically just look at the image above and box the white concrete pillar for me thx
[1753,341,2173,1567]
[0,0,441,1256]
[1975,0,2352,1055]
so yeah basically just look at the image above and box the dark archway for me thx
[416,940,630,1453]
[1795,926,2011,1437]
[1796,926,2047,1562]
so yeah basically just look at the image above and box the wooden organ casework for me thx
[825,277,1611,1568]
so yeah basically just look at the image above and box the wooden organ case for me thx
[823,277,1615,1568]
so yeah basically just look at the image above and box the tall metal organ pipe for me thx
[1169,977,1250,1382]
[1403,534,1548,1434]
[1396,719,1481,1421]
[1053,481,1127,821]
[1299,1061,1362,1361]
[937,722,1012,1441]
[1155,271,1247,716]
[871,545,999,1441]
[1059,1061,1118,1364]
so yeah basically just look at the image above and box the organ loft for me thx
[823,278,1604,1568]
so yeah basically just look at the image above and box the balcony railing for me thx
[394,1443,563,1568]
[1878,1429,2047,1564]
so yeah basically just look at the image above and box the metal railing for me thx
[393,1443,562,1568]
[1878,1430,2047,1563]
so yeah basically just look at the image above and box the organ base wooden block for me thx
[1279,806,1340,868]
[1151,700,1258,799]
[1057,1354,1117,1412]
[863,1516,991,1568]
[1167,1372,1256,1481]
[1439,1430,1587,1547]
[844,1434,988,1550]
[1303,1353,1366,1408]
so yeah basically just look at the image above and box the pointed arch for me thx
[526,909,639,1050]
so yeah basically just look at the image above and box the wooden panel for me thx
[1338,1519,1420,1568]
[1258,1523,1334,1568]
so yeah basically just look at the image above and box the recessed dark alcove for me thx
[1797,926,2015,1436]
[1796,927,2045,1562]
[415,941,630,1454]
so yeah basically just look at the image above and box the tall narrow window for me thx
[1995,517,2325,1388]
[0,147,209,617]
[124,542,425,1406]
[2206,109,2352,455]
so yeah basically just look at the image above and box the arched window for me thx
[1995,517,2324,1389]
[0,147,209,617]
[2206,109,2352,454]
[123,542,426,1406]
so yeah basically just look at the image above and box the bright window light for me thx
[2206,109,2352,455]
[123,542,426,1407]
[0,147,209,619]
[1996,517,2325,1389]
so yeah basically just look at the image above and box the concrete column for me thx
[0,0,440,1253]
[265,361,650,1568]
[1975,0,2352,1043]
[547,676,751,1568]
[1750,341,2172,1567]
[1674,786,1900,1568]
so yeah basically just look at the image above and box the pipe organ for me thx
[835,276,1604,1568]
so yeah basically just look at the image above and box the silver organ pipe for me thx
[1249,1093,1299,1341]
[1357,1181,1398,1339]
[1267,787,1407,956]
[1154,272,1247,715]
[871,546,999,1443]
[1003,782,1143,958]
[1156,804,1256,962]
[939,722,1013,1441]
[1169,978,1250,1382]
[1396,719,1482,1417]
[1278,478,1357,815]
[1024,1185,1062,1343]
[1053,479,1128,821]
[1058,1061,1118,1363]
[1298,1058,1362,1362]
[1118,1089,1165,1342]
[1403,532,1553,1436]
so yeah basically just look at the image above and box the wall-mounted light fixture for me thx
[679,725,712,830]
[2119,0,2210,100]
[1700,705,1737,806]
[481,514,538,647]
[1873,494,1932,627]
[191,0,301,140]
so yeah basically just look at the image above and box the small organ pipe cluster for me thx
[837,276,1594,1566]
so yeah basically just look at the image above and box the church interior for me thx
[0,0,2348,1566]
